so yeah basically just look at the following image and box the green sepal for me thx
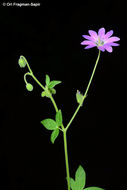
[26,83,33,91]
[48,80,61,89]
[50,128,59,144]
[41,119,57,130]
[45,75,50,86]
[18,55,27,68]
[55,110,63,127]
[84,187,105,190]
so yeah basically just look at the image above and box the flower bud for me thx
[18,56,27,68]
[76,90,84,106]
[41,91,46,97]
[26,83,33,91]
[49,88,56,95]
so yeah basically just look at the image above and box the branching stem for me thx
[23,50,101,190]
[66,50,101,131]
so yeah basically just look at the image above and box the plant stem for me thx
[31,72,69,189]
[32,73,60,112]
[32,74,45,90]
[66,50,101,131]
[24,50,100,190]
[63,129,70,190]
[24,72,32,84]
[25,60,59,112]
[25,60,45,90]
[48,93,59,112]
[24,57,70,190]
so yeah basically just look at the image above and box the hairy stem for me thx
[66,50,101,131]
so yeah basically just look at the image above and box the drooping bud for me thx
[26,83,33,91]
[18,56,27,68]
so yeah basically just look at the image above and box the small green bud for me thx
[26,83,33,91]
[49,88,56,95]
[76,90,84,106]
[18,56,27,68]
[41,87,50,98]
[45,86,51,98]
[41,91,46,97]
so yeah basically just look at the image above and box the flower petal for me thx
[82,35,93,41]
[98,46,105,52]
[81,40,95,46]
[106,36,120,43]
[88,30,98,40]
[105,30,114,39]
[108,42,120,46]
[85,44,96,49]
[104,45,113,53]
[98,28,105,38]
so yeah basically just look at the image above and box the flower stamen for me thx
[96,37,104,47]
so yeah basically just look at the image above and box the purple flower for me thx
[81,28,120,53]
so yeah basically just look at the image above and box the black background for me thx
[0,1,126,190]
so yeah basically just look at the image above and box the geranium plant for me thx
[18,28,120,190]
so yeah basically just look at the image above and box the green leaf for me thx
[70,178,77,190]
[41,119,57,130]
[55,110,62,127]
[75,165,86,190]
[18,55,27,68]
[76,90,84,106]
[46,75,50,86]
[84,187,105,190]
[50,128,59,143]
[26,83,33,91]
[48,80,61,89]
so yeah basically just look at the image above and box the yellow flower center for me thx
[96,37,104,46]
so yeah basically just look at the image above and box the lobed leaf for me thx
[55,110,63,127]
[48,80,61,89]
[41,119,57,130]
[70,178,77,190]
[50,128,59,144]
